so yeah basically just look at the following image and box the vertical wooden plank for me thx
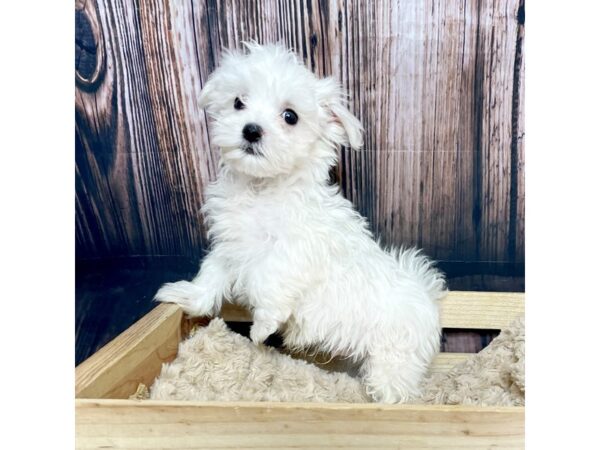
[75,0,524,280]
[333,0,523,267]
[513,0,525,264]
[476,0,521,263]
[414,1,465,258]
[75,0,215,259]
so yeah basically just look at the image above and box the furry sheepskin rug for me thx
[138,317,524,406]
[419,316,524,406]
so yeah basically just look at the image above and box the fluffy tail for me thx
[390,247,447,301]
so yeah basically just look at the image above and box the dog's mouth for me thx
[242,144,262,156]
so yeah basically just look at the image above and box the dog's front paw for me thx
[250,320,278,345]
[154,280,215,317]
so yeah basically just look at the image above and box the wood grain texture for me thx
[439,290,523,329]
[218,291,524,329]
[75,399,524,449]
[76,290,522,399]
[75,303,182,399]
[76,0,525,278]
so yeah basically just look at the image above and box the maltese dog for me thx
[155,43,446,403]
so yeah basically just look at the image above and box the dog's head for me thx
[199,42,363,179]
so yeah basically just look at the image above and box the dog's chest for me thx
[206,188,292,254]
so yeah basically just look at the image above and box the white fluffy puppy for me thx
[155,43,446,403]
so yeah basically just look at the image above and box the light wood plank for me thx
[75,303,182,399]
[218,303,251,322]
[76,290,522,399]
[430,352,472,373]
[440,291,524,330]
[219,291,525,330]
[76,399,524,449]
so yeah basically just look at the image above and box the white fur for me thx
[155,43,446,403]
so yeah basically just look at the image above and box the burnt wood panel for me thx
[76,0,525,278]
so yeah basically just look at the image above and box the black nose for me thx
[242,123,263,143]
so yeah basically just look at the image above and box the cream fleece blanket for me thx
[141,317,524,406]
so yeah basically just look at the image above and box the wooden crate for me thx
[75,291,525,449]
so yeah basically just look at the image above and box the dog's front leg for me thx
[249,307,289,344]
[246,263,297,345]
[154,250,232,317]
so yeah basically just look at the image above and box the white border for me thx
[527,1,600,448]
[0,2,74,449]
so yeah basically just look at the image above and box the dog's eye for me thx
[282,109,298,125]
[234,97,245,110]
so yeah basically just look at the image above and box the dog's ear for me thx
[199,48,243,111]
[317,78,364,150]
[198,76,216,110]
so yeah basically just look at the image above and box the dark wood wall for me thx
[76,0,525,288]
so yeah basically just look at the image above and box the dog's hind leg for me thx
[249,306,290,344]
[360,348,428,403]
